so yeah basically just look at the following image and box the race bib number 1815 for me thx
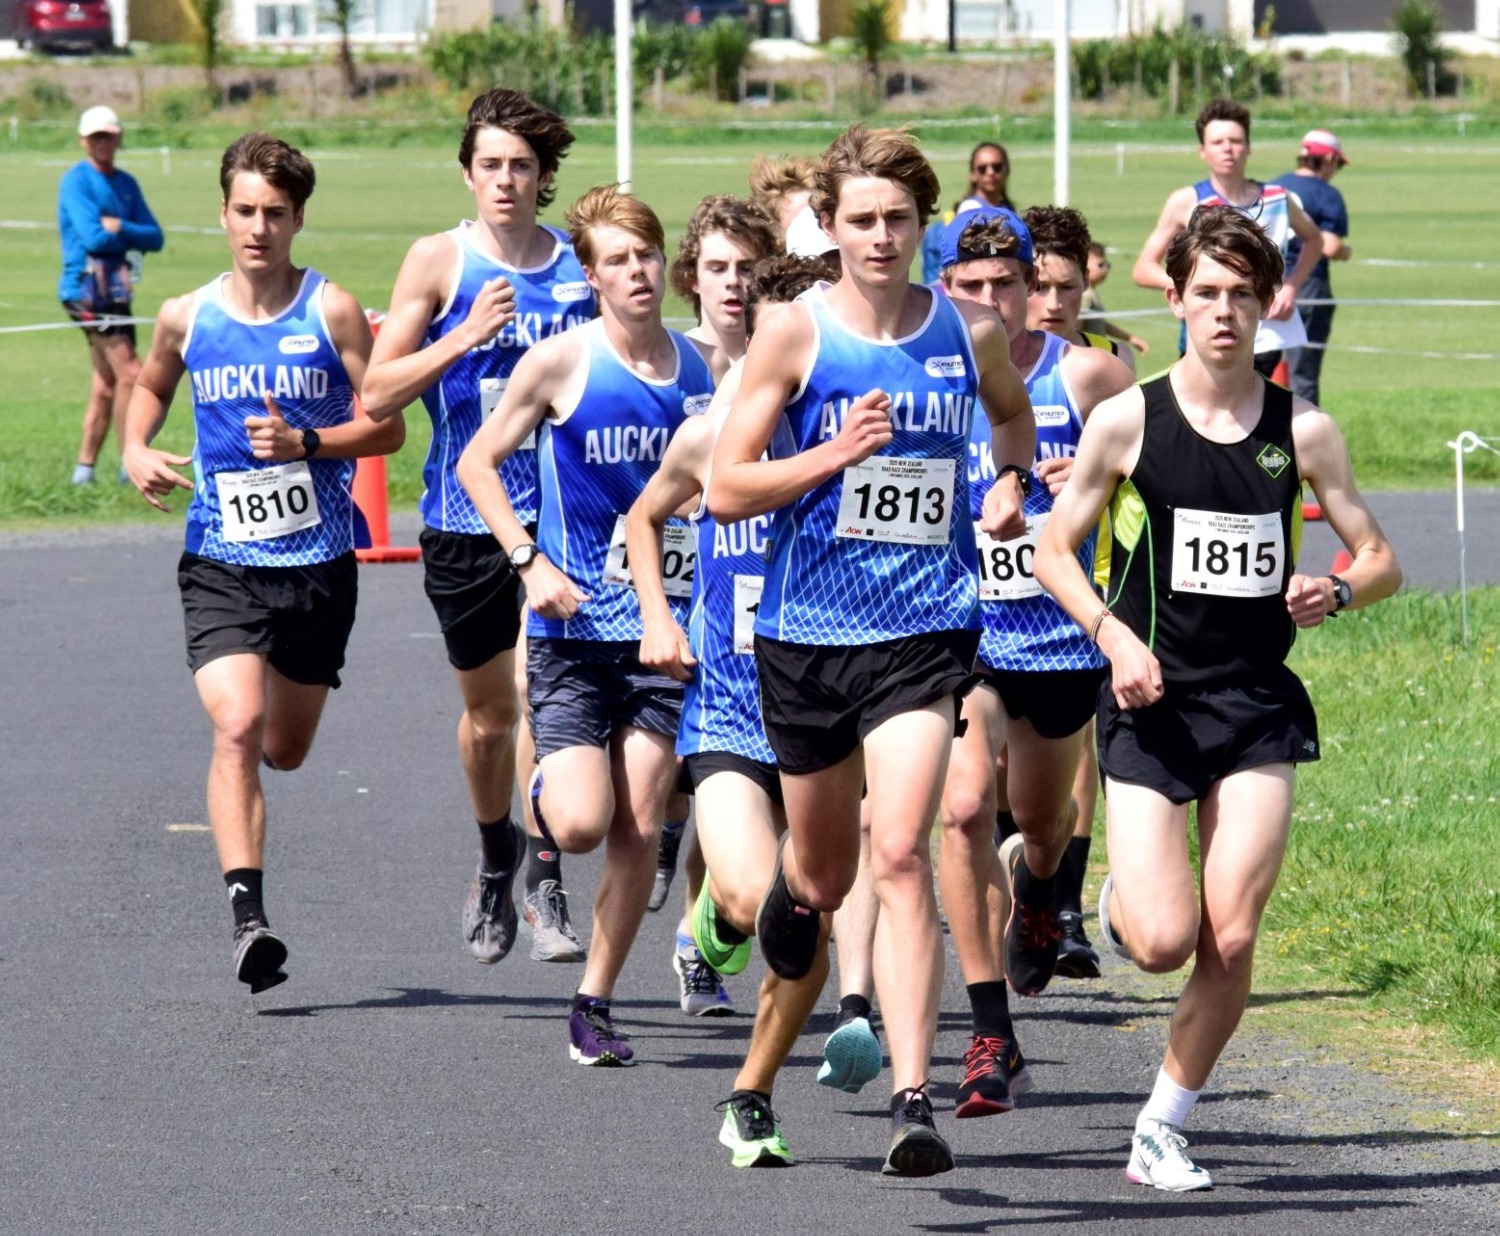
[1170,507,1284,597]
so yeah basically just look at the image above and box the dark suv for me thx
[15,0,114,53]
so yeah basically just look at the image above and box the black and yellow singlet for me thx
[1107,372,1303,686]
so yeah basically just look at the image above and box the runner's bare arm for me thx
[709,303,888,523]
[626,414,715,682]
[1285,403,1402,628]
[121,293,194,512]
[1268,198,1324,321]
[1133,187,1195,292]
[1034,387,1162,708]
[964,303,1035,540]
[361,233,517,419]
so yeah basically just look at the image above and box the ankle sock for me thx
[1013,849,1055,909]
[966,979,1014,1041]
[225,868,265,928]
[477,814,518,873]
[838,993,873,1024]
[1138,1067,1201,1132]
[572,991,607,1015]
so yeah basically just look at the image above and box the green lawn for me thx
[2,123,1496,525]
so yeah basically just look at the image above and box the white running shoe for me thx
[1126,1119,1213,1192]
[1096,873,1134,960]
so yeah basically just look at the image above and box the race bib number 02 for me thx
[1170,507,1284,597]
[732,574,764,655]
[602,516,695,598]
[216,461,322,543]
[835,456,954,546]
[975,513,1047,602]
[478,377,535,449]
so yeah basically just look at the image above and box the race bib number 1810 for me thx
[975,514,1046,602]
[216,461,322,543]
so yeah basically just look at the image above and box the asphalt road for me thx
[2,495,1497,1234]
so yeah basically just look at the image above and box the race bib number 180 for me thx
[975,513,1046,602]
[602,516,695,598]
[1170,507,1284,597]
[216,461,322,543]
[835,456,954,546]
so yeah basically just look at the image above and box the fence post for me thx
[654,64,664,110]
[1168,57,1180,113]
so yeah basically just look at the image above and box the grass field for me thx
[1,120,1497,524]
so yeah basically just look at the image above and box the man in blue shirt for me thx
[57,105,164,484]
[1273,129,1352,405]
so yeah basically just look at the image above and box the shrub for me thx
[1392,0,1457,97]
[1073,24,1280,105]
[689,17,752,101]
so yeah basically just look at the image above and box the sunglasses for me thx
[974,161,1007,174]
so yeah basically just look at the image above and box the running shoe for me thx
[648,820,685,913]
[522,878,586,963]
[1055,910,1102,978]
[882,1088,954,1177]
[816,1010,882,1094]
[755,834,820,981]
[1001,833,1060,996]
[674,945,733,1017]
[1126,1119,1213,1191]
[1096,873,1133,960]
[461,847,520,964]
[568,1001,634,1067]
[954,1033,1031,1119]
[233,917,288,994]
[691,879,752,976]
[716,1091,793,1168]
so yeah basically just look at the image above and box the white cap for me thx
[785,206,835,258]
[1300,128,1348,165]
[78,106,122,137]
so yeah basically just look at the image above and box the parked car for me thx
[15,0,114,53]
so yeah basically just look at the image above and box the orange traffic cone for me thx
[353,309,420,564]
[1272,358,1291,387]
[1330,548,1352,574]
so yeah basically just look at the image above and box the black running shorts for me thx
[63,298,136,346]
[684,751,784,807]
[178,551,358,687]
[1096,663,1320,804]
[755,628,980,776]
[974,664,1106,740]
[526,637,684,760]
[419,527,524,671]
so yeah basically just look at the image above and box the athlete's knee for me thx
[546,802,610,854]
[1129,921,1198,974]
[210,704,267,761]
[869,831,934,892]
[1199,918,1260,979]
[262,732,313,772]
[790,855,854,914]
[462,696,519,753]
[939,782,994,838]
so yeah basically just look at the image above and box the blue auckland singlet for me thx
[756,284,981,646]
[419,223,594,532]
[182,269,356,567]
[530,318,716,643]
[967,331,1103,673]
[677,394,790,765]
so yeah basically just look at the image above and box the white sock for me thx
[1137,1067,1201,1133]
[71,463,95,484]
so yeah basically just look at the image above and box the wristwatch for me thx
[996,464,1033,498]
[1327,574,1352,614]
[510,543,541,570]
[299,428,321,459]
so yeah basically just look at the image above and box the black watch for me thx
[509,543,540,570]
[299,428,321,460]
[996,464,1033,498]
[1328,574,1352,614]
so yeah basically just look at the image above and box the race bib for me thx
[1170,507,1284,597]
[975,513,1047,602]
[602,516,695,598]
[479,377,535,449]
[216,461,321,543]
[835,456,954,546]
[732,574,764,655]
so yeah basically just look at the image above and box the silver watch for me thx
[509,543,540,570]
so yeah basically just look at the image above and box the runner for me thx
[711,125,1035,1176]
[1024,206,1137,374]
[120,132,404,993]
[362,89,594,968]
[936,204,1134,1115]
[748,155,817,235]
[627,251,838,1165]
[456,185,715,1066]
[1034,205,1401,1190]
[652,196,783,1021]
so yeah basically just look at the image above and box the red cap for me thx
[1300,128,1348,165]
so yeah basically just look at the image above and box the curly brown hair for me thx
[565,185,665,270]
[1195,97,1252,144]
[459,89,576,212]
[219,132,316,209]
[811,125,941,229]
[1022,205,1092,280]
[669,195,782,316]
[745,252,839,335]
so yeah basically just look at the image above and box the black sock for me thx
[890,1086,927,1114]
[657,816,687,869]
[966,980,1014,1041]
[731,1087,772,1105]
[477,814,518,873]
[994,809,1019,847]
[572,991,607,1014]
[1013,850,1055,909]
[1057,835,1092,916]
[525,830,562,892]
[838,992,873,1024]
[225,868,265,928]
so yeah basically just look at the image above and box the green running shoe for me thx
[692,878,752,976]
[716,1091,793,1168]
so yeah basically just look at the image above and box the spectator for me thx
[922,141,1014,284]
[1083,241,1149,359]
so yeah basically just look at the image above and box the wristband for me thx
[1088,608,1113,643]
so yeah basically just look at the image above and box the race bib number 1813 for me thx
[835,456,954,546]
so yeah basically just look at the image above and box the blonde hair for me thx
[811,126,941,228]
[748,155,816,224]
[565,184,666,270]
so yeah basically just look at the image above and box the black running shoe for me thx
[1055,910,1102,979]
[1001,834,1061,996]
[233,917,288,994]
[955,1034,1020,1119]
[882,1088,954,1177]
[754,834,820,981]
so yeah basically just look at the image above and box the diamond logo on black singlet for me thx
[1256,444,1290,478]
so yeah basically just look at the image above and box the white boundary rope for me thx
[1447,431,1500,646]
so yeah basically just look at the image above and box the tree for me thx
[322,0,363,98]
[192,0,226,97]
[1391,0,1455,97]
